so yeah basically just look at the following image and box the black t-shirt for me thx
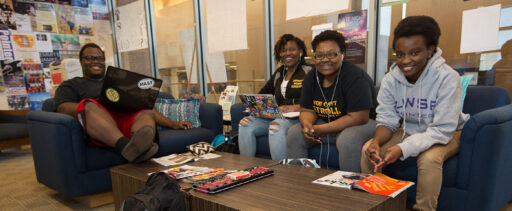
[300,62,376,122]
[53,77,103,111]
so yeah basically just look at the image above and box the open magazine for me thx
[313,171,414,198]
[151,152,221,166]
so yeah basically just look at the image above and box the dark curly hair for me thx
[79,43,105,59]
[274,34,307,63]
[311,30,347,53]
[392,16,441,50]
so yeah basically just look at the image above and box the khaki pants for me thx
[361,129,461,211]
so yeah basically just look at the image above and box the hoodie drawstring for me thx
[402,85,406,139]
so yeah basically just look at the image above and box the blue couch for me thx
[384,86,512,211]
[231,86,511,210]
[26,93,222,198]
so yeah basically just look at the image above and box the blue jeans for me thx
[238,117,298,161]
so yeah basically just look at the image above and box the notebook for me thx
[239,94,299,119]
[98,66,162,113]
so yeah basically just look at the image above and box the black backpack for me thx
[121,172,189,211]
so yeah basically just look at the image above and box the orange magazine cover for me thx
[353,173,414,198]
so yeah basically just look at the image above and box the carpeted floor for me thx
[0,148,114,211]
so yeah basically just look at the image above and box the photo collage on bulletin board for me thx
[0,0,112,110]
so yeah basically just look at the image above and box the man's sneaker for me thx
[133,143,159,163]
[121,125,155,162]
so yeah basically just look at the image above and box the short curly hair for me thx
[274,34,307,63]
[311,30,347,53]
[392,16,441,50]
[79,43,105,59]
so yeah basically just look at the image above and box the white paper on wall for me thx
[286,0,349,21]
[34,33,53,52]
[206,0,247,53]
[311,23,333,39]
[179,28,197,84]
[179,28,228,84]
[114,0,148,52]
[205,48,227,83]
[460,4,501,54]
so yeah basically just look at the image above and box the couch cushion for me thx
[0,123,29,140]
[156,128,216,157]
[85,147,126,171]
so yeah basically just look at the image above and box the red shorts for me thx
[76,98,144,147]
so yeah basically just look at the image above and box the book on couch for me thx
[313,171,414,198]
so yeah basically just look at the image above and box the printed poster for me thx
[0,0,16,30]
[71,0,88,7]
[39,51,60,68]
[12,34,36,52]
[13,0,36,16]
[34,32,53,52]
[14,13,33,33]
[1,60,26,94]
[338,10,367,64]
[0,30,16,60]
[50,34,80,50]
[29,92,50,110]
[55,4,77,34]
[7,94,30,110]
[89,0,109,20]
[22,63,45,93]
[74,7,93,35]
[35,3,57,33]
[57,0,71,5]
[17,51,41,63]
[114,0,148,52]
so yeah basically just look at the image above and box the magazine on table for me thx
[313,171,414,198]
[152,165,214,179]
[152,152,221,166]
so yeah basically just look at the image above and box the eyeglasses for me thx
[81,56,105,62]
[314,51,341,60]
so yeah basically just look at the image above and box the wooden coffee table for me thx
[110,152,406,210]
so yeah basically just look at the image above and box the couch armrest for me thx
[27,111,87,175]
[230,103,245,131]
[456,104,512,211]
[199,102,223,135]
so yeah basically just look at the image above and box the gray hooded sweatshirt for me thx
[377,48,470,160]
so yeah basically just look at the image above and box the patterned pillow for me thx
[154,97,201,128]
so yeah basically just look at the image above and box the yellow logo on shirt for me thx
[105,88,120,102]
[312,100,341,117]
[291,79,303,88]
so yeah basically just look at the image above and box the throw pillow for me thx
[460,74,473,111]
[154,97,201,128]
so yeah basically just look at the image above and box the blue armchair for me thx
[383,86,512,211]
[27,93,222,198]
[0,110,30,150]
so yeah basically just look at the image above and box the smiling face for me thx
[80,47,106,80]
[279,41,302,69]
[314,40,343,78]
[394,35,435,83]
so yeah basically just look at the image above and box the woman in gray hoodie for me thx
[360,16,470,211]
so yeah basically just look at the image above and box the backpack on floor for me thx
[121,172,188,211]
